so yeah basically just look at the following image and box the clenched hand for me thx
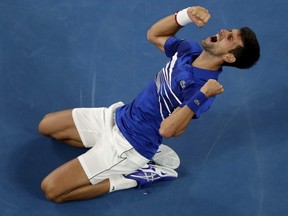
[187,6,211,27]
[200,79,224,98]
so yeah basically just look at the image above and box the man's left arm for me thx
[159,79,224,138]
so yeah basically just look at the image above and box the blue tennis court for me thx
[1,0,287,215]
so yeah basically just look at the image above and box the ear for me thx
[224,53,236,63]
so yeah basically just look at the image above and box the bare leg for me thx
[38,110,84,148]
[39,110,111,202]
[41,158,110,203]
[39,109,137,202]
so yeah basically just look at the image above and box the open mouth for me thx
[210,35,218,43]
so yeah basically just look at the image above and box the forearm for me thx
[147,6,210,51]
[159,106,194,138]
[159,80,224,138]
[159,90,207,138]
[147,14,182,51]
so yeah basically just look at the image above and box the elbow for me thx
[159,126,183,138]
[159,121,175,138]
[147,28,156,44]
[159,127,173,138]
[146,28,166,51]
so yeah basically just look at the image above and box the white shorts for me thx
[72,102,149,185]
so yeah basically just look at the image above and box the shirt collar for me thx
[186,64,222,80]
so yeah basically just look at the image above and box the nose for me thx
[219,29,226,38]
[220,29,228,34]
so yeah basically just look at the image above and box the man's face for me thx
[201,29,244,57]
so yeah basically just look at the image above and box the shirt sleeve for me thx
[164,37,203,58]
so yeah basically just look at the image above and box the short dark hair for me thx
[223,27,260,69]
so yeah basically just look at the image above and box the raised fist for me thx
[200,79,224,98]
[187,6,211,27]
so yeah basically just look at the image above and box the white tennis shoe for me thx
[124,164,178,188]
[151,144,180,169]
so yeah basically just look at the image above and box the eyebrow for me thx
[231,30,241,39]
[232,30,244,46]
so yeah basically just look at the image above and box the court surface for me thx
[1,1,287,216]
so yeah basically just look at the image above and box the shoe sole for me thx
[152,144,180,169]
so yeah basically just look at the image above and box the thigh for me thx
[39,109,82,144]
[41,158,90,198]
[70,102,125,148]
[78,125,149,185]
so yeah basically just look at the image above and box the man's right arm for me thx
[147,6,211,52]
[147,14,182,52]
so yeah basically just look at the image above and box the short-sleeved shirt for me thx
[116,37,222,159]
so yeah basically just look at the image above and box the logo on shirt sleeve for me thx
[180,80,186,89]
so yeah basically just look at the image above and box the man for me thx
[39,6,260,203]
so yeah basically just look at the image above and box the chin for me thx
[201,39,213,50]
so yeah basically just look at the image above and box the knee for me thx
[38,114,51,136]
[41,177,65,203]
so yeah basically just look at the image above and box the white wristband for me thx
[175,7,192,26]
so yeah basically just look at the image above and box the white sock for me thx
[109,175,137,193]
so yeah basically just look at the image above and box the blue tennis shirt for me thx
[116,37,222,159]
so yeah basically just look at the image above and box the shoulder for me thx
[164,37,203,58]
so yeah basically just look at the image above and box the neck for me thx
[192,52,222,71]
